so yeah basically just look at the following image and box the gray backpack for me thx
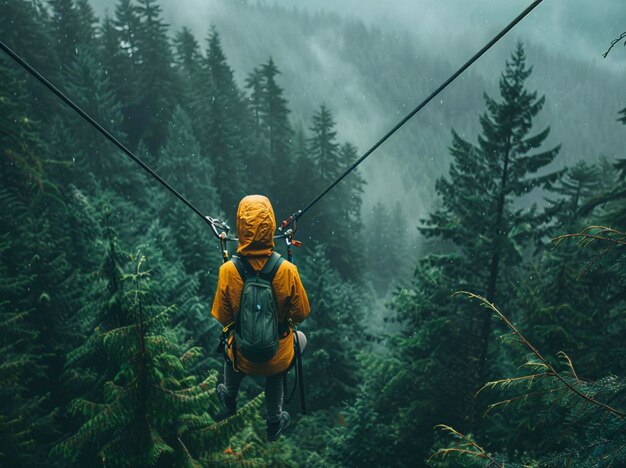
[232,252,284,363]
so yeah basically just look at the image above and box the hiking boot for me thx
[216,383,237,416]
[267,411,290,442]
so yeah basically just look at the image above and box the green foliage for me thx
[0,230,42,467]
[434,290,626,467]
[304,106,366,280]
[0,54,44,188]
[202,28,249,213]
[298,245,366,411]
[363,200,411,295]
[3,1,625,467]
[55,251,265,465]
[419,42,560,424]
[2,3,374,464]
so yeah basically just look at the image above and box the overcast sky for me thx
[271,0,625,66]
[92,0,626,71]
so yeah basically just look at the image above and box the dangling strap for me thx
[284,356,299,406]
[283,332,306,414]
[294,331,306,414]
[232,337,239,372]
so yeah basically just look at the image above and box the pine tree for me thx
[0,55,44,189]
[244,66,272,192]
[61,48,134,190]
[261,58,294,210]
[48,0,84,72]
[523,162,611,371]
[477,161,616,455]
[420,43,561,421]
[297,245,365,410]
[156,106,222,291]
[74,0,98,47]
[201,28,248,214]
[173,27,204,115]
[245,67,264,136]
[331,263,462,466]
[0,202,46,467]
[1,0,60,123]
[334,142,366,276]
[306,106,365,280]
[308,104,340,183]
[433,285,626,467]
[55,237,262,466]
[134,0,178,151]
[306,105,341,265]
[106,0,142,149]
[289,122,312,209]
[597,158,626,230]
[0,53,51,465]
[364,201,410,295]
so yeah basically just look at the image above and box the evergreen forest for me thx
[1,0,625,466]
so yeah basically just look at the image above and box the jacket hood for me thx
[236,195,276,257]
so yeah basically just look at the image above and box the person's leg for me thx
[266,372,290,441]
[223,361,245,397]
[217,361,244,415]
[265,372,284,422]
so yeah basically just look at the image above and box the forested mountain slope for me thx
[1,0,625,466]
[90,0,626,223]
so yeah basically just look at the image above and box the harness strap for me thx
[231,336,239,372]
[295,331,306,414]
[283,332,306,414]
[216,320,235,354]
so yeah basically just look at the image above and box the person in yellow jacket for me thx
[211,195,310,441]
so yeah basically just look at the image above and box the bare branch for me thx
[603,32,626,58]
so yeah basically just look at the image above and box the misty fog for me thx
[90,0,626,232]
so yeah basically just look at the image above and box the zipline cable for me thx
[0,39,222,233]
[280,0,544,231]
[1,0,543,240]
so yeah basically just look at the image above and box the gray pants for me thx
[223,331,307,421]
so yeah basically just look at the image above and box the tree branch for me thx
[603,32,626,58]
[456,291,625,418]
[430,424,502,467]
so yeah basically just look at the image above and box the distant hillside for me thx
[92,0,625,225]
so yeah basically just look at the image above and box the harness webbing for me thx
[281,0,545,230]
[0,39,213,229]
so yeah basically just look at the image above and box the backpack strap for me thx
[259,251,284,282]
[232,252,283,281]
[231,254,255,281]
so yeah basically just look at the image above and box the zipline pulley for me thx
[281,218,302,263]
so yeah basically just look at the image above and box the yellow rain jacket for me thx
[211,195,310,376]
